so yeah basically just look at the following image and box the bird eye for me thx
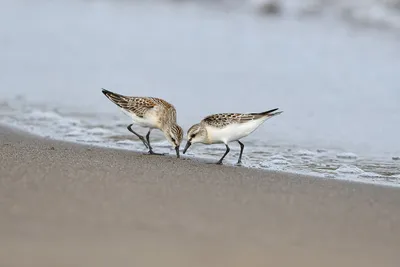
[191,134,196,138]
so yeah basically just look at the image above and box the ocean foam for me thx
[359,172,383,178]
[336,152,358,159]
[86,128,112,135]
[294,150,316,157]
[271,159,289,165]
[335,165,364,174]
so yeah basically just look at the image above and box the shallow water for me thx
[1,0,400,186]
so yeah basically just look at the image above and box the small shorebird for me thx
[102,88,183,158]
[183,108,283,164]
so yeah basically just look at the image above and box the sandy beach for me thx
[0,125,399,266]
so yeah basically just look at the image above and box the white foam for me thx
[336,152,358,159]
[294,150,316,157]
[271,159,289,165]
[116,140,137,145]
[359,172,382,178]
[335,165,364,174]
[259,161,273,168]
[26,110,62,121]
[65,130,83,137]
[324,173,337,179]
[270,154,286,160]
[86,128,111,135]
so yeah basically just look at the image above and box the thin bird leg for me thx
[145,130,153,150]
[127,124,149,149]
[145,129,165,156]
[216,144,230,165]
[237,140,244,165]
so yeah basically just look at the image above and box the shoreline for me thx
[2,122,399,189]
[1,125,400,266]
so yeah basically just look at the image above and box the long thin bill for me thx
[175,146,180,158]
[183,141,191,154]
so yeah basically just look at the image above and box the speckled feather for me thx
[102,89,176,121]
[202,109,281,128]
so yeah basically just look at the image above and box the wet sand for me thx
[0,125,399,267]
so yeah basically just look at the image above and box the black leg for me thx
[146,130,153,150]
[216,144,230,165]
[237,140,244,165]
[127,124,148,149]
[145,129,164,156]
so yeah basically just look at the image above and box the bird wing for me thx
[202,109,281,128]
[202,113,257,128]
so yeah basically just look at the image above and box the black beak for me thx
[175,146,180,158]
[183,141,191,154]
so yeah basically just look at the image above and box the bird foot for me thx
[147,150,165,156]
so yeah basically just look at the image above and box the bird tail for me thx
[251,108,283,118]
[101,88,130,108]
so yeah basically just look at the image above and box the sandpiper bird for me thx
[102,88,183,158]
[183,108,283,164]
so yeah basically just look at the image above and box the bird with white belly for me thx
[102,88,183,158]
[183,108,283,164]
